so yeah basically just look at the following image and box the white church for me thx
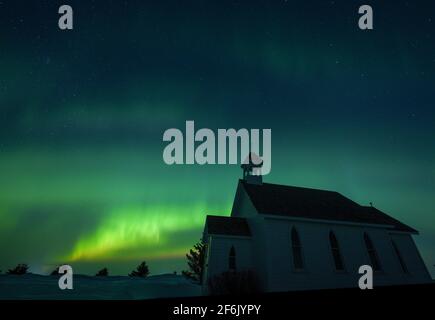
[202,158,431,292]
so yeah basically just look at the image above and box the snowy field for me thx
[0,273,202,300]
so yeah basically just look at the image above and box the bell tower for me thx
[241,152,263,185]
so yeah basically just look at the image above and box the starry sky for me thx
[0,0,434,277]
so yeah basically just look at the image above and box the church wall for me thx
[260,217,430,292]
[388,232,431,282]
[203,235,253,291]
[229,183,270,289]
[245,215,269,290]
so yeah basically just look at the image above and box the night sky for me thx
[0,0,434,277]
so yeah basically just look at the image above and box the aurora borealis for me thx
[0,1,434,277]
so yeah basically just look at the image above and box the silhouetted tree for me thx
[96,267,109,276]
[7,264,29,275]
[50,265,61,275]
[182,240,206,283]
[129,261,149,277]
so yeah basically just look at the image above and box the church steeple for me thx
[241,152,263,184]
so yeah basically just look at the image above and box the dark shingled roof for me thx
[205,215,251,237]
[240,180,417,233]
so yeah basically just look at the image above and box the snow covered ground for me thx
[0,273,202,300]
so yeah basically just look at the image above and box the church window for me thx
[291,227,304,270]
[329,231,345,271]
[364,233,382,271]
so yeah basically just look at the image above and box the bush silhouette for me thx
[129,261,149,277]
[7,264,29,275]
[96,267,109,276]
[208,270,261,295]
[182,241,206,284]
[50,265,61,276]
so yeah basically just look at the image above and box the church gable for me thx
[230,180,259,218]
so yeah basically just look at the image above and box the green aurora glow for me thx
[0,1,434,277]
[66,203,230,262]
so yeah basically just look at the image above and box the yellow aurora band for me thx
[66,202,229,262]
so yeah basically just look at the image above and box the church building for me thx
[202,160,431,292]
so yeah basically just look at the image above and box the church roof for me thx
[205,215,251,237]
[240,180,417,233]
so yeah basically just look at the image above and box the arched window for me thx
[291,227,304,270]
[392,240,409,274]
[329,231,345,271]
[364,233,381,271]
[229,246,236,271]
